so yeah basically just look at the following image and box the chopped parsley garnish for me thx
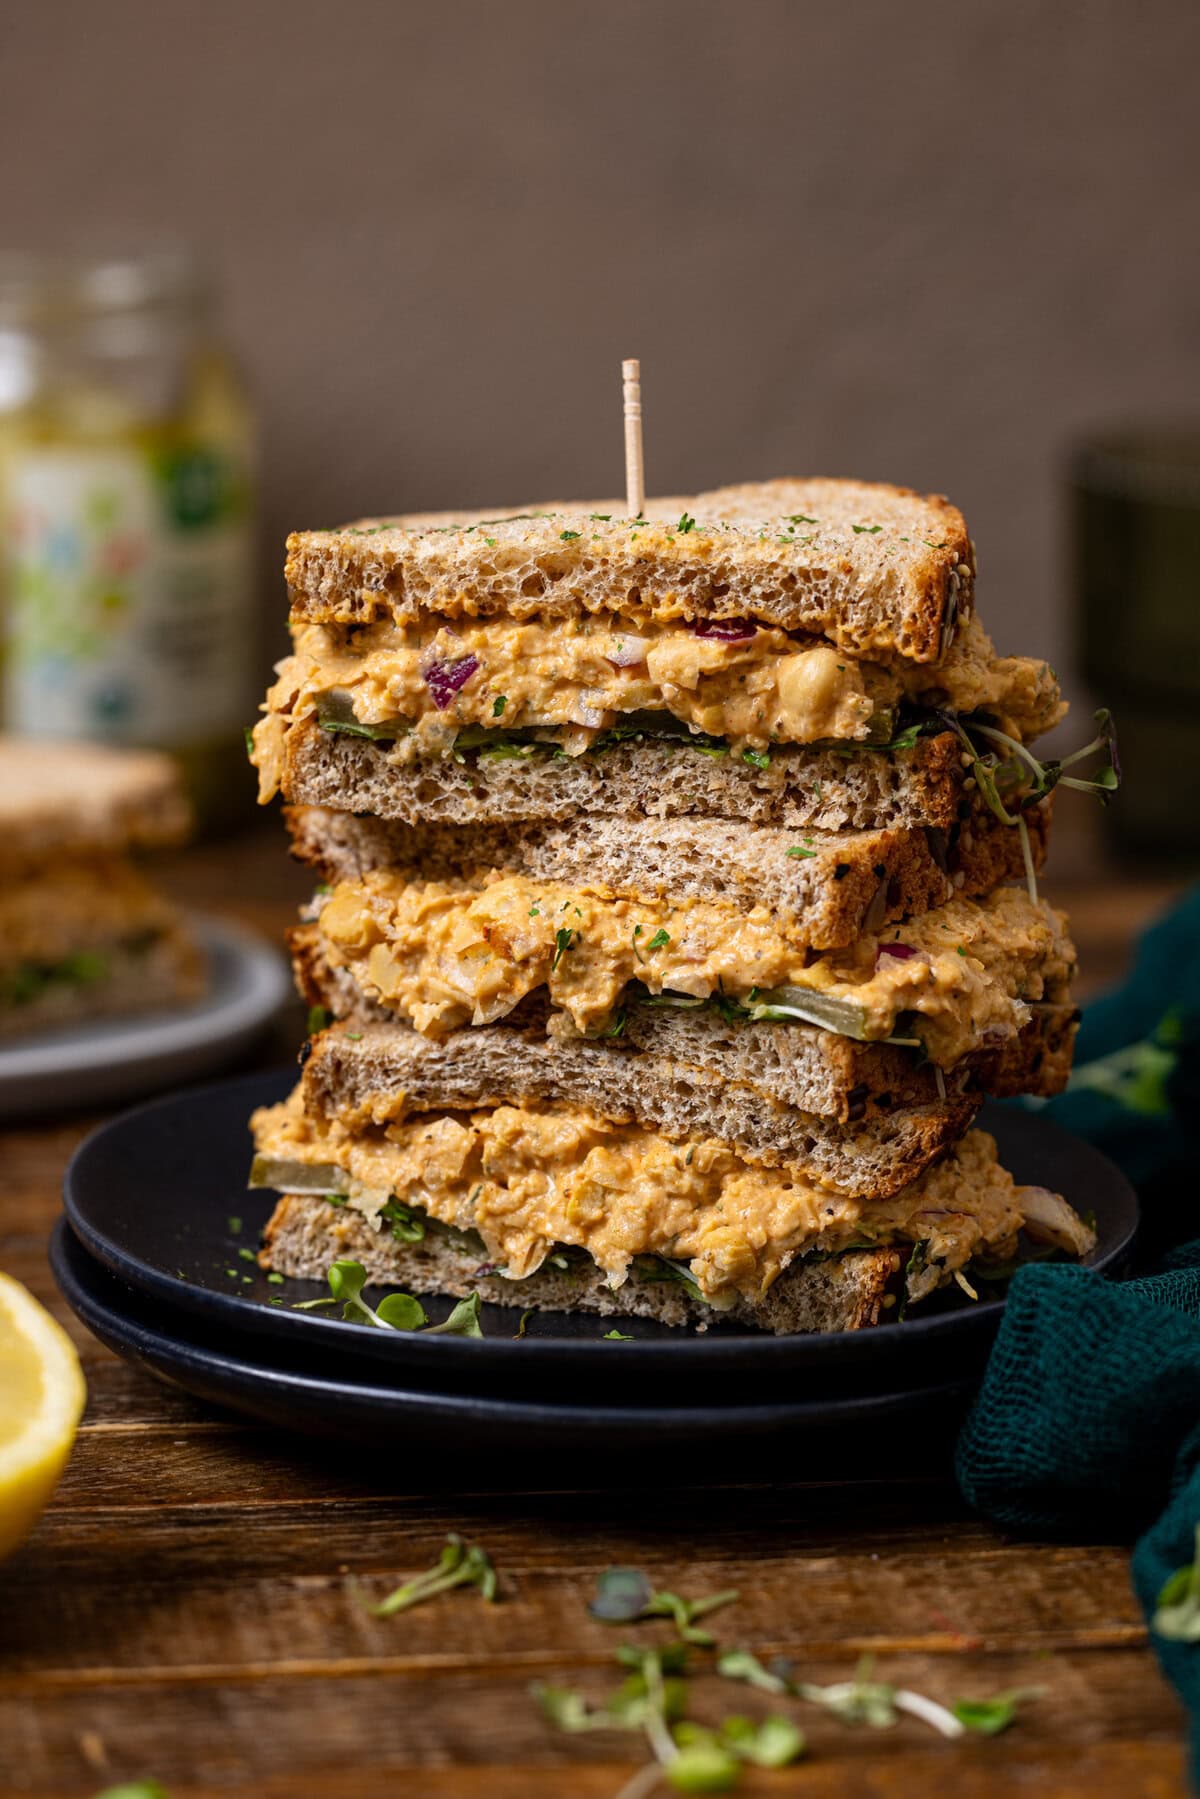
[676,511,697,534]
[589,512,612,521]
[603,1329,633,1340]
[786,846,816,859]
[552,926,577,971]
[237,1247,256,1263]
[786,513,818,525]
[646,928,671,952]
[227,1215,242,1235]
[742,747,770,771]
[529,903,540,917]
[492,694,507,717]
[560,529,581,541]
[852,523,883,534]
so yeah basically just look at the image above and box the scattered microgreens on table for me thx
[530,1569,1040,1793]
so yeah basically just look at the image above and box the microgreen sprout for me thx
[951,1688,1044,1733]
[718,1648,1034,1741]
[589,1568,739,1645]
[1153,1523,1200,1640]
[363,1532,498,1617]
[292,1259,428,1330]
[292,1260,484,1335]
[534,1637,803,1795]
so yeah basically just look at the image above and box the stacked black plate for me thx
[53,1071,1138,1486]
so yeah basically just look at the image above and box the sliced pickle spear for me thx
[249,1154,349,1195]
[746,988,872,1038]
[316,690,404,739]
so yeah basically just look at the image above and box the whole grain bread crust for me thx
[285,796,1050,953]
[276,716,971,833]
[284,478,973,665]
[290,933,1078,1120]
[259,1193,903,1333]
[298,1018,979,1198]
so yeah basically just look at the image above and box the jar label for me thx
[4,445,255,745]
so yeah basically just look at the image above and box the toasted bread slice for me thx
[261,1194,905,1333]
[271,715,973,832]
[255,1124,1088,1334]
[284,477,973,664]
[285,797,1050,953]
[0,736,191,872]
[294,944,1079,1122]
[299,1018,979,1197]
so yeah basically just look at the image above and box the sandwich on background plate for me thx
[248,477,1109,1333]
[0,737,202,1040]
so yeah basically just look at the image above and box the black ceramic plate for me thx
[51,1217,975,1478]
[61,1069,1138,1405]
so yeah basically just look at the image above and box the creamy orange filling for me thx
[311,877,1075,1068]
[251,1094,1031,1305]
[250,611,1065,803]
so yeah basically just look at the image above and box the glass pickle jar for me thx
[0,249,258,832]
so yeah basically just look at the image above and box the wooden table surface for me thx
[1,834,1192,1799]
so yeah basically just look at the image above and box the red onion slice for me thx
[877,942,919,963]
[691,619,757,642]
[423,654,480,710]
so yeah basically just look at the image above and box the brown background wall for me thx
[2,0,1198,684]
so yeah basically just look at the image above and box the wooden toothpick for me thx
[622,358,645,518]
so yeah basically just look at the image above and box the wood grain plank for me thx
[0,1505,1150,1679]
[3,1746,1190,1799]
[0,1654,1184,1795]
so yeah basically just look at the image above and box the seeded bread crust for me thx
[275,717,971,833]
[259,1193,904,1333]
[299,1019,979,1198]
[284,478,973,664]
[291,937,1078,1122]
[0,926,204,1042]
[286,798,1050,953]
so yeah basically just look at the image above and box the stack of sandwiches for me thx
[0,737,201,1039]
[248,478,1097,1333]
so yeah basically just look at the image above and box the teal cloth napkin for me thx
[956,886,1200,1778]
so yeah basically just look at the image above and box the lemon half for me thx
[0,1272,86,1558]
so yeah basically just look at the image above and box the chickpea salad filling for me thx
[250,609,1066,804]
[250,1098,1093,1310]
[306,877,1075,1068]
